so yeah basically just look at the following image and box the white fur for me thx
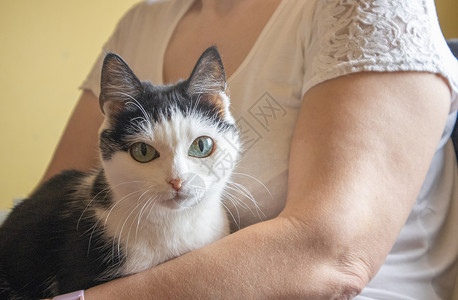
[219,92,236,124]
[95,110,239,276]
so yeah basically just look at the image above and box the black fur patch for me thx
[99,78,236,161]
[0,170,124,299]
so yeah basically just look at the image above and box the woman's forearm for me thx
[84,216,360,299]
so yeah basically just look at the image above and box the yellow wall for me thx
[0,1,457,210]
[0,1,139,209]
[436,0,458,39]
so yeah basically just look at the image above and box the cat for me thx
[0,46,240,300]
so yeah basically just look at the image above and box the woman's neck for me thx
[197,0,247,15]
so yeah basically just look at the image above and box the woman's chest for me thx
[162,0,282,83]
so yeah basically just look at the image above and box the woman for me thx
[46,0,458,298]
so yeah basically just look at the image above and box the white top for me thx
[81,0,458,298]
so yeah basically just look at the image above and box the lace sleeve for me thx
[303,0,458,111]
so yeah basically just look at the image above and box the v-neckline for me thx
[158,0,288,85]
[157,1,194,85]
[226,0,287,84]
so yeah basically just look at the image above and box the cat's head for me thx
[98,47,240,213]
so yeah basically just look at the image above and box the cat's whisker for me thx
[120,186,157,258]
[86,217,102,255]
[116,92,149,120]
[228,195,242,226]
[137,186,154,204]
[223,189,251,211]
[135,195,158,241]
[223,190,259,223]
[225,183,256,208]
[77,177,111,231]
[107,192,145,260]
[221,201,240,230]
[229,173,269,210]
[103,189,146,228]
[136,188,156,222]
[79,182,148,255]
[125,203,146,257]
[145,195,160,220]
[231,172,273,199]
[78,179,152,230]
[225,182,266,220]
[223,193,262,230]
[130,116,147,123]
[191,93,203,117]
[133,188,157,231]
[116,199,142,259]
[128,117,150,136]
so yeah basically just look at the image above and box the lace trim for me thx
[304,0,458,110]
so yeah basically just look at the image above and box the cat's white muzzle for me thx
[161,173,208,209]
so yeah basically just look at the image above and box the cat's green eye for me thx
[188,136,214,158]
[130,142,159,163]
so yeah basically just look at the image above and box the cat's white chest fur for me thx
[94,197,229,276]
[124,207,229,275]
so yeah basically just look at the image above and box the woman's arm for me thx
[40,90,103,183]
[82,71,450,299]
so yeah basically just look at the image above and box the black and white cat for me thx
[0,47,240,299]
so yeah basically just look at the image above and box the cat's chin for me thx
[160,193,203,210]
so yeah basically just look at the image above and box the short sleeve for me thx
[302,0,458,112]
[80,3,142,97]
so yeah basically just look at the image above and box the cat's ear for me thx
[187,46,227,101]
[99,53,143,115]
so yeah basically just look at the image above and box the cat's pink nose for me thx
[169,178,182,191]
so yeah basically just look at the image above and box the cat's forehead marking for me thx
[131,109,218,145]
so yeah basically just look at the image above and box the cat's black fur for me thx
[0,170,121,299]
[0,47,234,299]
